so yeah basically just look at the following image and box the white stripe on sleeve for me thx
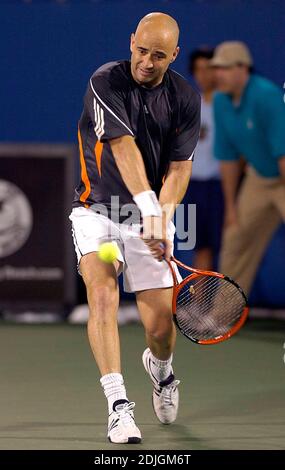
[90,79,134,136]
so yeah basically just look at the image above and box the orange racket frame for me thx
[167,255,250,345]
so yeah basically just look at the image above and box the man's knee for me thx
[86,282,118,320]
[146,318,174,343]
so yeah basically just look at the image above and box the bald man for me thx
[70,12,200,444]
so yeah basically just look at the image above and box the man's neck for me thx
[141,78,163,89]
[232,75,250,105]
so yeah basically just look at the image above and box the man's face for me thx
[214,65,244,93]
[130,30,179,88]
[192,57,216,92]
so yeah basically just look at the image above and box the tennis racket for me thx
[167,256,249,345]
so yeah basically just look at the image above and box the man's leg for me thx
[80,252,141,443]
[136,287,179,424]
[136,287,175,361]
[219,172,281,296]
[271,179,285,222]
[80,252,121,375]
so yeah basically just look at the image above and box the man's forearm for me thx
[278,156,285,183]
[110,135,151,195]
[159,161,192,224]
[110,135,163,219]
[220,160,243,208]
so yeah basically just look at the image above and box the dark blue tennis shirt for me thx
[73,60,201,214]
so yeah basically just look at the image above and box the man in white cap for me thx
[212,41,285,295]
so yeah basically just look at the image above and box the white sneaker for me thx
[107,400,142,444]
[142,348,180,425]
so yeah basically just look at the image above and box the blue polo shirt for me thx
[213,75,285,177]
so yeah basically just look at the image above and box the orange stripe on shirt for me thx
[78,127,91,203]
[94,141,104,177]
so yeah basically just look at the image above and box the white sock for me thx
[149,351,173,383]
[100,373,128,414]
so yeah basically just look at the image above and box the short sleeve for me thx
[213,96,239,161]
[85,72,135,142]
[170,91,201,161]
[257,86,285,159]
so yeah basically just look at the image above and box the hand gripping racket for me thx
[167,256,249,345]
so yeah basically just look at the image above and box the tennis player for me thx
[69,12,200,443]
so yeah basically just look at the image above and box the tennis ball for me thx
[98,242,119,263]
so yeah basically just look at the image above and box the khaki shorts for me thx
[69,206,181,293]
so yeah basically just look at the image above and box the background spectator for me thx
[184,47,223,270]
[212,41,285,295]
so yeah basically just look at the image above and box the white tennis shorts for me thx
[69,206,181,293]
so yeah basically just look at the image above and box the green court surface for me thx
[0,319,285,450]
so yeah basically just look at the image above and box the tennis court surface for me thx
[0,319,284,450]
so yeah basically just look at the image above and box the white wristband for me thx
[133,190,162,217]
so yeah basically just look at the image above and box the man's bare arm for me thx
[110,135,170,258]
[278,156,285,183]
[159,160,193,224]
[220,160,244,227]
[220,160,243,209]
[110,135,151,195]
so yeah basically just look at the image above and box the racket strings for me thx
[179,276,223,307]
[175,275,246,341]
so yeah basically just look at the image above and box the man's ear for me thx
[171,46,180,63]
[130,33,135,53]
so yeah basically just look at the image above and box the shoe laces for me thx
[159,380,180,406]
[115,401,136,426]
